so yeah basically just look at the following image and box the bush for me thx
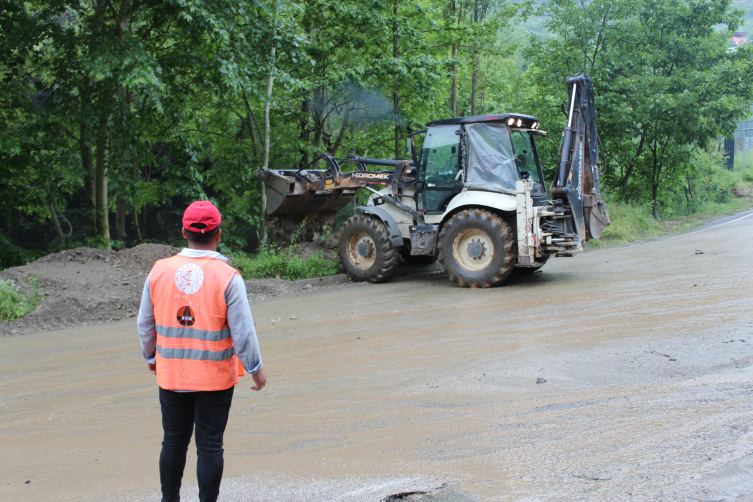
[0,232,45,271]
[0,279,42,322]
[232,244,340,281]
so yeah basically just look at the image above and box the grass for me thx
[589,202,665,247]
[232,221,341,281]
[231,219,342,281]
[590,185,753,248]
[589,146,753,248]
[232,247,341,280]
[0,277,43,323]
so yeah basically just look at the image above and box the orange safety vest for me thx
[150,254,245,391]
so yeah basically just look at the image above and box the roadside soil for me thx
[0,244,348,336]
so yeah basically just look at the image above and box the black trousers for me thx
[158,386,234,502]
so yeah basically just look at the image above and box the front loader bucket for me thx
[256,168,356,246]
[257,168,355,217]
[269,189,355,216]
[257,169,295,216]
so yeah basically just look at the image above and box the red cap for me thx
[183,201,221,233]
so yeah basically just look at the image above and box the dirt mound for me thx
[1,244,340,337]
[36,244,181,272]
[0,245,182,336]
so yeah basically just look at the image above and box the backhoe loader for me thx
[256,74,610,288]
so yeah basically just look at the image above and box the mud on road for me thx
[1,211,753,501]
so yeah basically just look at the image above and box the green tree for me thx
[527,0,753,217]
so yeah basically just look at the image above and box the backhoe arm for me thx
[550,75,610,240]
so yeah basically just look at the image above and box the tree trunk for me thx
[393,0,400,159]
[95,114,111,248]
[115,192,127,244]
[300,96,310,167]
[451,44,457,116]
[652,183,660,219]
[131,164,142,244]
[479,55,488,114]
[133,210,143,244]
[242,90,260,161]
[84,1,108,236]
[328,102,351,157]
[80,98,96,237]
[262,47,276,168]
[394,88,401,159]
[311,85,325,151]
[621,136,644,196]
[49,203,65,249]
[471,53,479,116]
[650,142,661,220]
[259,45,276,244]
[115,81,132,246]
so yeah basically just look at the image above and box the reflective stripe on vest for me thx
[149,254,242,391]
[157,346,236,361]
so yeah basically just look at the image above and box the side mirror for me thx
[451,146,456,153]
[405,138,412,155]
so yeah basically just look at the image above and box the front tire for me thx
[338,213,400,283]
[437,209,516,288]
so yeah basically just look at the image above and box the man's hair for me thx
[184,224,220,244]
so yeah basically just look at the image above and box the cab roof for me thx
[427,113,538,127]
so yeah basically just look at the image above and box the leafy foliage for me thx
[0,278,43,322]
[1,0,752,258]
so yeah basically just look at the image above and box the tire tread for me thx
[338,213,400,283]
[437,208,516,288]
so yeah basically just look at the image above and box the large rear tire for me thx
[338,213,400,283]
[437,209,516,288]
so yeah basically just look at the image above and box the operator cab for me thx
[410,113,547,214]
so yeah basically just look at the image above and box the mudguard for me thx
[357,206,405,247]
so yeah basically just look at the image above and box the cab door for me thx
[418,125,462,214]
[510,130,547,197]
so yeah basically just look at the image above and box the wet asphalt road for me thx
[1,210,752,502]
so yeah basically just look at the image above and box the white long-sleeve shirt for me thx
[137,249,263,377]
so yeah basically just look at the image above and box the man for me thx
[137,200,266,502]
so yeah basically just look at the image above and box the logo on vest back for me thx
[177,306,196,326]
[174,263,204,295]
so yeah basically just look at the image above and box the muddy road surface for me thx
[2,211,753,502]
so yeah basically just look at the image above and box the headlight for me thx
[507,118,515,126]
[516,118,522,127]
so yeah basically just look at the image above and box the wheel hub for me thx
[346,230,378,271]
[357,241,374,258]
[452,228,495,272]
[466,240,486,260]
